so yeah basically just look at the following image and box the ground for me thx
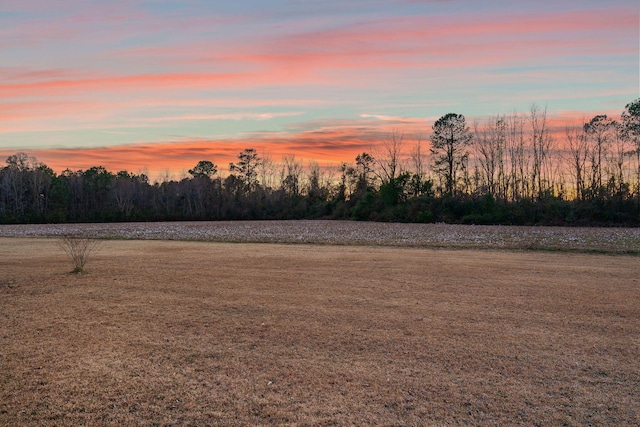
[0,227,639,425]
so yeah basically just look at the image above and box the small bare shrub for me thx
[58,235,102,273]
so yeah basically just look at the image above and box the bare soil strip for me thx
[1,220,639,253]
[1,237,639,425]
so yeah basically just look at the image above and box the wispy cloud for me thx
[146,112,304,122]
[1,0,637,169]
[0,116,411,174]
[360,114,427,124]
[0,107,628,181]
[0,72,260,96]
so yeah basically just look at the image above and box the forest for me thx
[1,99,639,226]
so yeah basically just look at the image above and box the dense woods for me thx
[1,99,639,226]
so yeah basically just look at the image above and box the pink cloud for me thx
[0,99,122,121]
[0,72,259,96]
[2,2,635,170]
[0,117,414,177]
[3,4,634,104]
[140,5,635,90]
[0,108,627,181]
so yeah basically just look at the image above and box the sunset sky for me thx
[1,0,638,180]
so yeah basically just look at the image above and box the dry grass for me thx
[1,237,639,426]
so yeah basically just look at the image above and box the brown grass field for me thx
[1,232,639,425]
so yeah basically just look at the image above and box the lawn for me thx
[1,234,639,425]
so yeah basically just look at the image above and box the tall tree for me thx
[258,151,277,190]
[188,160,217,179]
[609,127,630,196]
[112,171,138,218]
[83,166,115,220]
[584,114,617,194]
[620,98,640,206]
[229,148,261,190]
[280,154,303,197]
[2,152,49,219]
[430,113,472,195]
[5,152,38,172]
[565,125,589,200]
[306,160,328,202]
[409,133,430,197]
[474,116,506,199]
[529,105,554,199]
[375,130,404,183]
[355,152,376,192]
[506,112,528,200]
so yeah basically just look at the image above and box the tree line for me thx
[1,99,639,225]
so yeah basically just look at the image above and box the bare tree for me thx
[155,168,173,185]
[58,235,102,273]
[306,160,328,201]
[3,152,37,217]
[609,127,631,195]
[565,125,589,200]
[529,105,554,199]
[374,129,404,183]
[258,151,277,190]
[113,171,137,217]
[474,116,506,198]
[410,133,426,179]
[409,132,430,196]
[506,111,529,200]
[280,154,303,197]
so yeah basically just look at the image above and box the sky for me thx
[1,0,638,180]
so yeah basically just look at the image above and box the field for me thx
[1,220,640,253]
[1,222,639,425]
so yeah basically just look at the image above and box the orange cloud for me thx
[2,4,634,114]
[0,118,417,179]
[0,110,625,182]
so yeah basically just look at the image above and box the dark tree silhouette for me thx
[430,113,472,195]
[584,114,617,193]
[188,160,217,179]
[229,148,261,190]
[2,100,639,226]
[621,98,640,209]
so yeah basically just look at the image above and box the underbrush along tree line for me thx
[1,99,639,225]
